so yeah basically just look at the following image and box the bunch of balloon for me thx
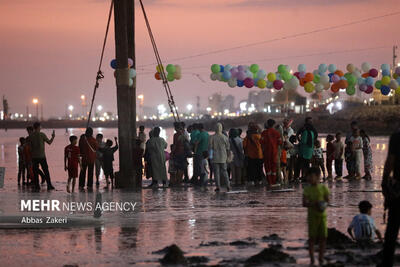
[154,64,182,82]
[111,58,136,86]
[293,64,319,94]
[374,64,399,96]
[267,64,299,91]
[210,64,268,89]
[354,62,377,95]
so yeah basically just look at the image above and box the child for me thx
[360,130,373,180]
[326,135,335,180]
[333,132,344,180]
[100,137,119,188]
[64,136,81,193]
[200,150,210,187]
[303,167,329,266]
[347,200,382,243]
[17,137,26,185]
[168,144,177,186]
[280,131,291,185]
[350,129,363,179]
[345,140,354,179]
[312,140,326,180]
[133,138,144,188]
[287,135,298,182]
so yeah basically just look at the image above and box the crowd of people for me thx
[16,117,375,192]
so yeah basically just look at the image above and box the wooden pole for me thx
[114,0,134,188]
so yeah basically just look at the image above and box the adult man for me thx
[344,121,358,179]
[209,123,230,192]
[379,129,400,267]
[171,122,187,185]
[29,122,55,191]
[297,117,317,178]
[79,127,98,190]
[191,123,209,184]
[261,119,282,186]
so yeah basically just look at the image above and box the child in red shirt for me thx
[64,136,81,193]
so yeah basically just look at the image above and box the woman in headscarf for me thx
[209,123,231,192]
[229,128,245,186]
[145,127,168,187]
[243,122,264,186]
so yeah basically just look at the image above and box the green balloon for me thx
[211,64,220,74]
[167,73,175,82]
[346,86,356,96]
[166,64,176,73]
[278,64,287,74]
[313,74,320,84]
[250,64,259,73]
[375,80,382,89]
[282,71,291,82]
[347,74,356,86]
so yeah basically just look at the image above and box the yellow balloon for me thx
[156,64,164,73]
[396,86,400,95]
[267,72,276,82]
[257,79,266,89]
[304,82,315,93]
[381,76,391,85]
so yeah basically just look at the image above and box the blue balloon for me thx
[341,76,347,80]
[358,77,366,85]
[237,80,244,87]
[318,64,328,73]
[298,64,306,72]
[219,65,224,73]
[382,69,390,76]
[328,64,337,73]
[275,73,281,80]
[381,64,390,71]
[110,59,117,69]
[254,78,259,85]
[381,85,391,95]
[328,73,334,82]
[223,70,231,80]
[365,77,374,86]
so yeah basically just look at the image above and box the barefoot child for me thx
[312,140,326,180]
[64,136,81,193]
[100,137,118,188]
[303,167,330,266]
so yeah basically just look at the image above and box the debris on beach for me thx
[245,247,296,266]
[199,241,226,247]
[229,240,257,247]
[186,256,209,264]
[158,244,187,265]
[261,233,283,241]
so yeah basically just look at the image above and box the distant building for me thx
[247,90,272,111]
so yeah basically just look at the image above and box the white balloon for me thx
[353,70,361,78]
[289,77,299,89]
[389,80,399,89]
[224,64,233,72]
[361,62,371,73]
[228,78,237,88]
[315,83,324,92]
[320,75,330,85]
[210,73,218,81]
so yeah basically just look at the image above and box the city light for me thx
[80,94,85,100]
[186,104,193,111]
[32,98,38,104]
[97,105,103,111]
[138,94,144,100]
[68,105,74,112]
[206,107,211,112]
[240,102,247,112]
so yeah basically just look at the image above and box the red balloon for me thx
[155,72,161,80]
[365,85,374,94]
[273,80,283,90]
[331,83,339,93]
[369,68,378,78]
[362,72,370,78]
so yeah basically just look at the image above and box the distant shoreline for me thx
[1,105,399,136]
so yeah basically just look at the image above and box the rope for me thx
[138,0,180,122]
[86,0,114,129]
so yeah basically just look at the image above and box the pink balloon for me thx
[299,71,306,78]
[331,74,340,83]
[238,65,245,72]
[273,80,283,90]
[230,68,239,78]
[369,68,378,78]
[359,84,367,92]
[396,67,400,75]
[244,78,254,88]
[128,58,134,66]
[365,85,373,94]
[237,71,246,81]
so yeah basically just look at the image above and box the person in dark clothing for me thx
[78,127,98,190]
[379,129,400,267]
[100,137,118,188]
[297,117,318,142]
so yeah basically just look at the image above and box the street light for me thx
[97,105,103,111]
[68,105,74,112]
[186,104,193,112]
[80,94,85,101]
[32,98,39,120]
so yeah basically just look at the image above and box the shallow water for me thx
[0,128,392,266]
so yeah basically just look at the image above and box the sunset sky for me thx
[0,0,399,117]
